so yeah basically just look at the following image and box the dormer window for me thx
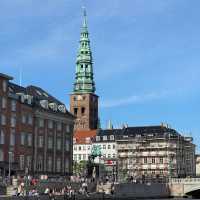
[85,137,90,143]
[96,136,100,141]
[103,136,107,141]
[36,90,42,96]
[110,135,114,140]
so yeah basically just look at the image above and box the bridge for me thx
[169,177,200,197]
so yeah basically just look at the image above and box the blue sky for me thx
[0,0,199,150]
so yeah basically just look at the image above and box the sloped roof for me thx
[8,82,73,117]
[97,125,180,139]
[74,130,97,144]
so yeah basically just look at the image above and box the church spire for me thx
[82,7,87,30]
[70,9,99,131]
[73,8,95,94]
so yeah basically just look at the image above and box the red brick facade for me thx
[0,73,74,177]
[70,93,98,131]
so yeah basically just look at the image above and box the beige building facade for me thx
[116,126,195,182]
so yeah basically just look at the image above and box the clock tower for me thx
[70,9,98,131]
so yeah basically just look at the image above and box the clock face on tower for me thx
[77,95,83,101]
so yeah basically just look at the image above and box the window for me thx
[27,155,32,169]
[0,130,5,144]
[37,156,43,171]
[160,169,164,175]
[56,158,61,172]
[73,155,77,161]
[22,114,26,124]
[57,122,62,131]
[152,158,155,164]
[74,108,78,116]
[66,124,70,132]
[47,156,52,172]
[10,131,15,146]
[113,154,116,158]
[96,136,100,141]
[0,150,4,161]
[74,145,77,151]
[19,155,25,170]
[11,114,16,127]
[2,97,6,109]
[1,115,6,125]
[11,100,16,111]
[10,152,14,163]
[27,134,32,147]
[113,144,115,149]
[108,154,111,158]
[160,157,163,164]
[81,107,85,115]
[144,157,147,164]
[103,136,107,141]
[103,145,106,149]
[2,80,7,92]
[83,154,86,160]
[78,154,81,160]
[28,114,33,125]
[85,137,90,143]
[66,140,70,151]
[20,132,25,145]
[39,118,44,127]
[152,170,156,174]
[108,145,111,149]
[48,137,53,149]
[79,146,81,151]
[38,136,43,148]
[48,120,53,129]
[110,135,114,140]
[65,158,69,172]
[88,146,90,150]
[57,138,61,150]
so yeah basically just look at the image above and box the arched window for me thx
[0,130,5,144]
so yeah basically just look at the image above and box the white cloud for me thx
[100,90,172,108]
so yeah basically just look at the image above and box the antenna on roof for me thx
[19,67,22,86]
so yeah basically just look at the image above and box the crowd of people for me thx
[8,175,95,198]
[2,173,115,198]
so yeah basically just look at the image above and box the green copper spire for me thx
[73,8,96,94]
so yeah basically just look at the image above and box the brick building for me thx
[0,73,74,177]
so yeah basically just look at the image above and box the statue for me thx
[87,145,102,178]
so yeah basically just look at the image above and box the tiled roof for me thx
[74,130,97,144]
[0,73,13,80]
[26,85,63,104]
[8,82,73,117]
[97,125,180,139]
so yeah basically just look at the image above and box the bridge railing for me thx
[169,178,200,184]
